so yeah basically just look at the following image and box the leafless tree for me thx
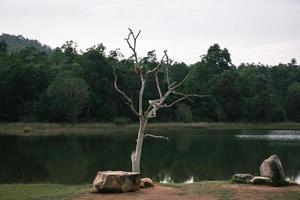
[113,28,206,172]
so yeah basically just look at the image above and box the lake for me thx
[0,129,300,184]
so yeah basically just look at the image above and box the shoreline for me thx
[1,122,300,135]
[1,182,300,200]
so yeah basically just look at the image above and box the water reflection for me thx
[0,129,300,184]
[184,176,194,184]
[159,175,194,184]
[159,175,172,184]
[296,175,300,184]
[237,134,300,141]
[237,130,300,145]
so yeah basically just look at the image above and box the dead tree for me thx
[113,28,206,172]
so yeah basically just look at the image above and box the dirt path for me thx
[222,183,300,200]
[73,183,300,200]
[74,185,217,200]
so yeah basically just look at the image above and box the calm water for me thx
[0,129,300,184]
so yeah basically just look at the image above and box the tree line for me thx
[0,36,300,123]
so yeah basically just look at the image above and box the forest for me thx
[0,34,300,123]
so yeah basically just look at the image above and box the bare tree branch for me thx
[125,28,141,66]
[155,70,163,98]
[112,67,140,117]
[144,64,208,118]
[144,51,170,109]
[163,94,209,108]
[145,106,152,116]
[144,134,169,141]
[145,52,166,75]
[171,71,192,90]
[139,80,145,116]
[145,90,172,118]
[113,28,210,172]
[149,54,167,98]
[173,91,194,102]
[125,28,146,116]
[163,50,171,87]
[145,51,172,100]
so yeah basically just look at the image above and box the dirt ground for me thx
[222,183,300,200]
[74,185,215,200]
[73,182,300,200]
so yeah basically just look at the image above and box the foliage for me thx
[286,83,300,121]
[0,33,51,53]
[0,35,300,123]
[42,71,89,123]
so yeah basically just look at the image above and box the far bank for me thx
[1,122,300,135]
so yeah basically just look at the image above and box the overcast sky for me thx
[1,0,300,65]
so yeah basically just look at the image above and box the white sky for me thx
[1,0,300,65]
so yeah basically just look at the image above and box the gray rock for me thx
[139,177,154,188]
[249,176,274,185]
[259,155,285,185]
[232,174,254,184]
[91,171,141,193]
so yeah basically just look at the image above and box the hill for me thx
[0,33,51,53]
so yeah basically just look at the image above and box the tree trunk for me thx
[131,117,147,172]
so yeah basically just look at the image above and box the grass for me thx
[1,122,300,135]
[269,191,300,200]
[0,184,88,200]
[1,182,300,200]
[162,181,234,200]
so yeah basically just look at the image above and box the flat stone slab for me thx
[249,176,274,185]
[91,171,141,193]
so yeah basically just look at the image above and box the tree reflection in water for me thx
[0,129,300,184]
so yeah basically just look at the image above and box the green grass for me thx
[162,181,234,200]
[269,191,300,200]
[1,122,300,135]
[1,182,299,200]
[0,184,88,200]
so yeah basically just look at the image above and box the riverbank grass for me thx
[271,191,300,200]
[0,184,88,200]
[1,182,300,200]
[1,122,300,135]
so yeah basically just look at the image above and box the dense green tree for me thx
[187,44,233,94]
[0,47,52,121]
[0,40,8,53]
[185,44,234,121]
[213,70,243,121]
[42,71,89,123]
[286,83,300,121]
[61,41,78,64]
[78,44,120,121]
[0,35,300,123]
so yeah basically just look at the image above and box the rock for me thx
[259,155,285,185]
[232,174,254,184]
[249,176,274,185]
[139,178,154,188]
[91,171,141,193]
[285,180,299,186]
[23,127,32,133]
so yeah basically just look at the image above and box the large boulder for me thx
[259,155,285,185]
[232,174,254,184]
[91,171,141,193]
[139,178,154,188]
